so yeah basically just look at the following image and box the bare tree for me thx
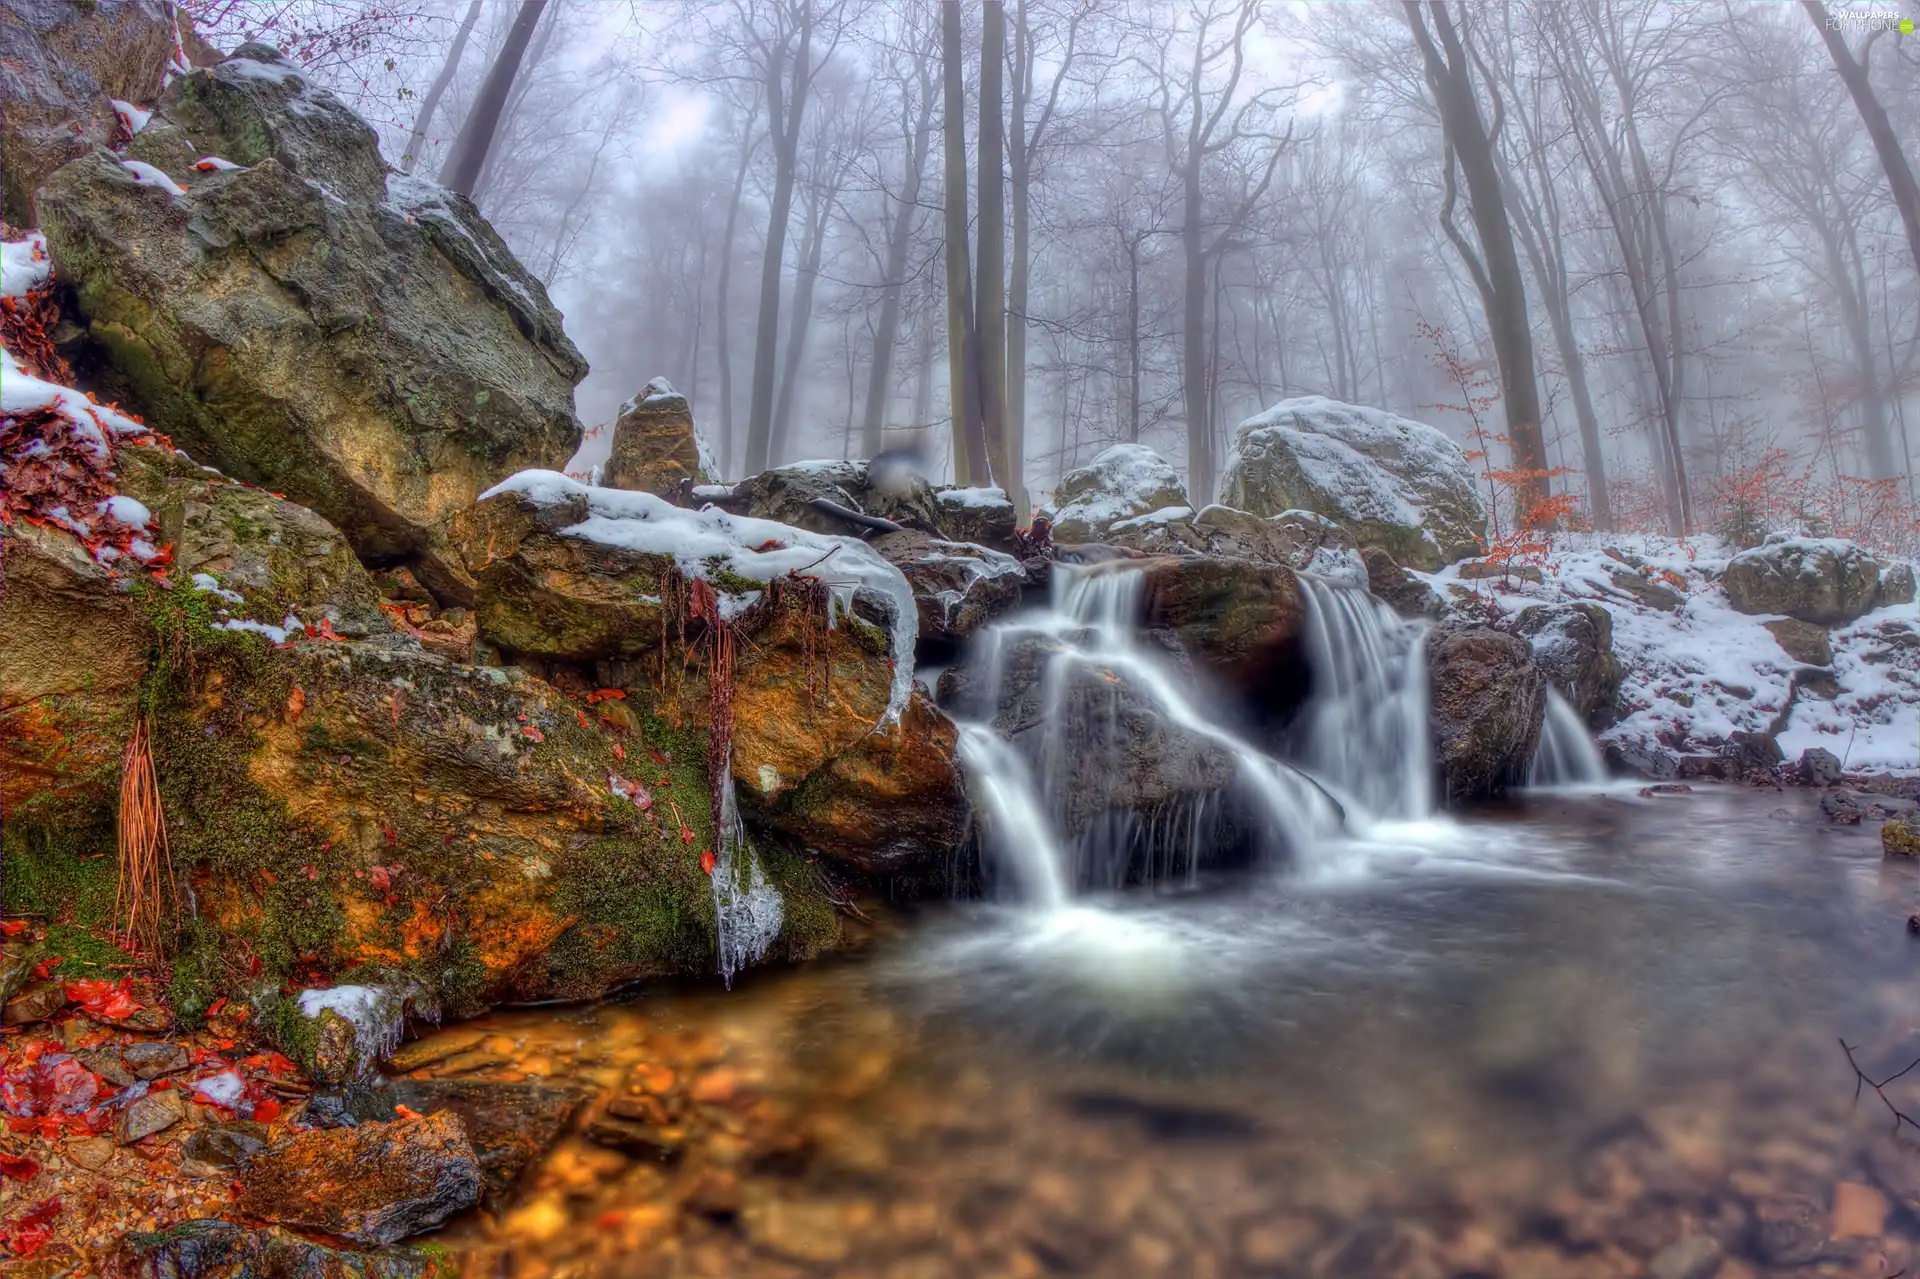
[439,0,548,197]
[1804,1,1920,281]
[400,0,482,173]
[943,0,989,484]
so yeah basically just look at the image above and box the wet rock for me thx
[117,1086,187,1144]
[1218,397,1486,571]
[1879,561,1918,608]
[1606,740,1678,779]
[1427,624,1547,803]
[1364,547,1442,619]
[1821,792,1864,824]
[310,1008,360,1086]
[3,980,68,1026]
[1138,555,1309,696]
[763,692,970,878]
[180,1122,269,1176]
[730,460,945,537]
[1512,603,1620,724]
[1752,1193,1829,1266]
[1648,1234,1721,1279]
[0,0,177,224]
[1764,617,1833,667]
[121,1041,190,1079]
[76,1048,138,1088]
[603,379,716,495]
[346,1079,586,1212]
[236,1110,480,1245]
[1721,536,1882,625]
[1675,753,1742,782]
[1095,504,1368,584]
[387,1030,486,1073]
[37,53,586,598]
[868,530,1026,643]
[112,1218,443,1279]
[0,944,40,1008]
[1798,747,1843,786]
[933,486,1018,551]
[1885,815,1920,857]
[1048,444,1189,543]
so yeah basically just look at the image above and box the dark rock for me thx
[1138,555,1308,693]
[1821,792,1864,824]
[1763,617,1833,667]
[1457,559,1543,584]
[1639,783,1692,797]
[1752,1194,1829,1266]
[0,945,39,1008]
[603,379,714,495]
[235,1110,480,1246]
[121,1041,190,1079]
[1720,730,1782,773]
[117,1086,187,1144]
[37,59,586,598]
[76,1048,137,1088]
[1674,754,1742,781]
[1607,740,1678,780]
[1721,537,1881,625]
[1878,561,1917,608]
[1426,624,1547,803]
[0,0,176,224]
[344,1079,585,1212]
[730,460,944,538]
[1363,547,1441,619]
[868,529,1026,643]
[112,1218,443,1279]
[1798,747,1843,786]
[1511,603,1620,724]
[180,1122,270,1175]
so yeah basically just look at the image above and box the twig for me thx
[1840,1038,1920,1134]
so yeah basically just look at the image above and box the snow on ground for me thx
[1425,533,1920,775]
[483,470,919,729]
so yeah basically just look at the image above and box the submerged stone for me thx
[236,1110,480,1245]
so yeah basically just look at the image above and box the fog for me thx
[189,0,1920,549]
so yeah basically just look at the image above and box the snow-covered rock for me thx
[934,485,1018,550]
[1720,535,1883,626]
[1097,502,1369,588]
[1428,535,1920,776]
[1048,444,1188,542]
[602,377,718,496]
[1219,397,1486,572]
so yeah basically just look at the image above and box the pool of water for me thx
[415,786,1920,1277]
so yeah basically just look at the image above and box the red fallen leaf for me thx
[368,866,390,891]
[318,618,341,641]
[303,623,317,639]
[383,828,396,845]
[302,865,319,881]
[521,726,545,742]
[259,869,277,885]
[0,921,27,937]
[245,955,262,977]
[4,1196,61,1256]
[576,710,591,729]
[149,570,172,589]
[752,538,786,552]
[394,1104,424,1121]
[207,996,228,1017]
[585,688,626,704]
[251,1098,282,1124]
[146,542,174,568]
[680,826,694,846]
[0,1153,40,1180]
[700,850,716,875]
[64,977,138,1021]
[612,742,625,760]
[516,713,528,723]
[648,747,669,766]
[30,956,62,979]
[286,686,305,720]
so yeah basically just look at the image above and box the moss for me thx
[167,915,223,1026]
[2,822,118,925]
[759,840,841,961]
[41,925,136,978]
[264,988,321,1069]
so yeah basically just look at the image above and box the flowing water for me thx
[397,571,1920,1276]
[1530,689,1613,790]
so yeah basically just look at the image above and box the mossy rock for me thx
[1885,816,1920,858]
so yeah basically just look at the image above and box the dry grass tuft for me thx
[115,718,176,958]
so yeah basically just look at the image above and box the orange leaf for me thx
[286,686,305,721]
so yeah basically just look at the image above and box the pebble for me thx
[122,1041,190,1079]
[116,1087,187,1145]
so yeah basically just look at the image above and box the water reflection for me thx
[414,787,1920,1277]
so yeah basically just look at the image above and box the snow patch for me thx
[296,984,407,1070]
[109,99,152,134]
[1051,444,1186,532]
[1,233,52,298]
[118,159,186,194]
[190,572,246,605]
[193,155,243,172]
[937,486,1013,511]
[191,1071,245,1107]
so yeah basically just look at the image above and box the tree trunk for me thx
[1127,232,1142,444]
[744,13,816,476]
[1804,1,1920,280]
[1180,162,1212,501]
[1406,1,1547,524]
[977,0,1011,494]
[402,0,482,174]
[438,0,548,198]
[770,187,832,464]
[942,0,986,485]
[860,53,934,458]
[1006,0,1031,517]
[715,98,763,477]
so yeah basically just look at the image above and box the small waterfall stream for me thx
[1529,689,1611,787]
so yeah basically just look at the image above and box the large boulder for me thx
[1510,603,1619,724]
[234,1111,480,1245]
[729,459,944,538]
[1876,561,1916,608]
[36,48,587,599]
[1139,556,1309,700]
[1047,444,1188,543]
[933,485,1018,551]
[868,529,1026,643]
[1720,536,1882,626]
[1427,623,1546,803]
[0,0,179,224]
[1218,397,1486,571]
[603,378,717,495]
[1099,503,1368,586]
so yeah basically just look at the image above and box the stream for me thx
[411,787,1920,1278]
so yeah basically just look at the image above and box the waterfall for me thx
[1528,689,1609,788]
[710,746,784,987]
[1294,576,1435,822]
[955,562,1344,906]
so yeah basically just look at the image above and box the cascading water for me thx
[1293,576,1435,823]
[1528,689,1610,787]
[953,562,1346,904]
